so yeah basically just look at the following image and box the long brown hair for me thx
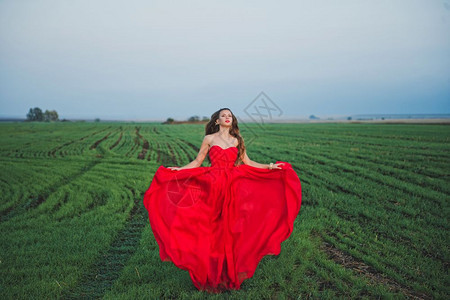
[205,107,245,166]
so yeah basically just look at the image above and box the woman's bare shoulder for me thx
[204,134,215,143]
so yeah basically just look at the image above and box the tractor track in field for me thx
[304,158,435,228]
[303,268,348,298]
[135,126,149,160]
[109,131,123,150]
[272,132,450,160]
[183,140,200,152]
[0,159,102,222]
[149,140,177,166]
[252,149,448,267]
[48,140,76,158]
[381,200,446,231]
[271,132,449,174]
[156,143,161,162]
[296,147,447,207]
[306,168,448,270]
[146,142,158,162]
[304,160,445,228]
[261,146,445,212]
[176,139,196,164]
[63,187,147,299]
[181,140,200,161]
[331,205,449,270]
[315,150,450,203]
[157,142,177,167]
[325,218,419,278]
[348,151,449,183]
[165,142,177,166]
[89,131,114,150]
[125,127,146,158]
[316,231,431,300]
[125,140,139,158]
[48,127,111,158]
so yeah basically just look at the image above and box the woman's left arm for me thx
[242,149,284,170]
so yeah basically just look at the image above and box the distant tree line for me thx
[26,107,59,122]
[163,115,210,124]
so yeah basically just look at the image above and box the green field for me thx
[1,121,448,299]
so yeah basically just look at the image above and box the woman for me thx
[168,108,285,171]
[143,107,302,293]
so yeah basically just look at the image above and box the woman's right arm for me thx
[241,149,284,170]
[167,135,211,170]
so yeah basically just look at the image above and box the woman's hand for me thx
[269,162,284,170]
[167,166,183,171]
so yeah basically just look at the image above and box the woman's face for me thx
[217,110,232,127]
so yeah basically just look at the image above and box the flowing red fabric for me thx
[143,145,302,292]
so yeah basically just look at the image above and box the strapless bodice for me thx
[209,145,238,168]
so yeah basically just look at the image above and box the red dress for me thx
[143,145,302,292]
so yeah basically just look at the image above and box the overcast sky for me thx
[1,0,449,121]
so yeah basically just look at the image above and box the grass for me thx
[0,121,448,299]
